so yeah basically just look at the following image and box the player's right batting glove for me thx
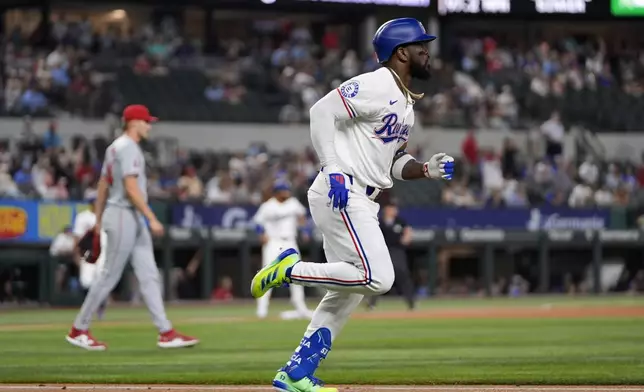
[326,167,351,211]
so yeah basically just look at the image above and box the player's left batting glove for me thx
[325,165,351,211]
[424,153,455,180]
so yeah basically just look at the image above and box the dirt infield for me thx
[362,305,644,320]
[2,385,643,392]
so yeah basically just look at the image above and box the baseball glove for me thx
[79,227,101,264]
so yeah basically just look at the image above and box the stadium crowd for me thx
[1,14,644,212]
[1,114,643,214]
[2,12,644,304]
[5,13,644,128]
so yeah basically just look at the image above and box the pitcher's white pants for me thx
[257,239,313,319]
[79,230,107,289]
[289,172,395,341]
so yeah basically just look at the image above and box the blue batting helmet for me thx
[372,18,436,64]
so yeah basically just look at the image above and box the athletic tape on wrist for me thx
[391,153,414,181]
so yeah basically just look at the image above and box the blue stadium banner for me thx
[173,203,260,229]
[397,207,611,230]
[172,204,611,230]
[0,199,92,243]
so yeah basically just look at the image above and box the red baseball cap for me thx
[122,104,158,122]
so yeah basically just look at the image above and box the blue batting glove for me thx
[425,153,455,181]
[327,170,350,211]
[441,158,455,180]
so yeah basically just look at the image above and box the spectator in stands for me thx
[46,45,69,69]
[67,74,91,116]
[485,189,505,208]
[133,54,152,75]
[204,79,225,102]
[341,50,360,79]
[594,183,614,207]
[146,36,172,64]
[579,157,600,186]
[0,143,13,165]
[42,121,62,150]
[622,165,638,192]
[568,181,593,208]
[495,85,518,129]
[613,183,631,206]
[4,78,23,113]
[500,137,520,179]
[50,60,71,89]
[19,84,48,114]
[177,165,204,200]
[480,149,504,197]
[0,163,21,198]
[74,156,94,188]
[540,111,564,163]
[442,179,477,207]
[605,163,622,190]
[503,179,529,207]
[13,161,33,191]
[461,129,479,167]
[551,156,574,194]
[148,170,170,199]
[636,152,644,188]
[205,170,234,204]
[82,175,98,200]
[211,276,234,301]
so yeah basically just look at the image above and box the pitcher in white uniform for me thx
[250,18,455,392]
[253,181,314,320]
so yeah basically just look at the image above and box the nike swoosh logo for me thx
[389,100,398,105]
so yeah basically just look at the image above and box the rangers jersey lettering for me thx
[330,67,415,189]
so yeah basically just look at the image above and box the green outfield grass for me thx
[1,296,643,385]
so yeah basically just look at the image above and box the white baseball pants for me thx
[258,239,313,319]
[79,229,107,289]
[289,172,394,341]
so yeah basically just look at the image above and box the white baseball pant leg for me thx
[79,230,107,289]
[288,172,394,341]
[257,239,312,319]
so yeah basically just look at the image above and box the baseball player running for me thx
[72,198,108,319]
[66,104,198,351]
[250,18,454,392]
[253,181,314,320]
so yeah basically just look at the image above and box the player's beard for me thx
[410,59,431,80]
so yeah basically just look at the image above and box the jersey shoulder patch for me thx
[339,80,360,99]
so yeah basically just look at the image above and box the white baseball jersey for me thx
[102,135,147,208]
[323,67,415,189]
[72,210,97,239]
[253,197,306,241]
